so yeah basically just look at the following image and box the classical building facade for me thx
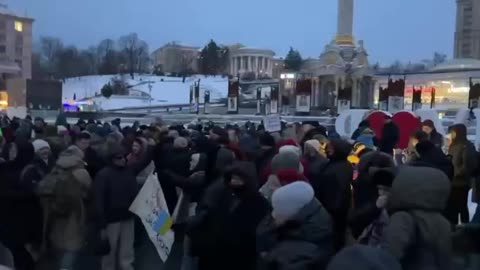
[152,42,200,74]
[229,47,275,78]
[0,4,33,80]
[454,0,480,59]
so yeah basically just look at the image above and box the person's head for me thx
[304,139,321,157]
[32,139,51,161]
[74,132,91,152]
[108,144,126,168]
[409,130,428,147]
[449,123,467,143]
[326,139,352,161]
[173,137,188,149]
[34,117,45,129]
[209,126,229,145]
[421,120,436,135]
[224,161,257,196]
[259,133,276,150]
[131,138,143,155]
[271,181,314,225]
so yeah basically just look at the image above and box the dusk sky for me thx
[10,0,455,65]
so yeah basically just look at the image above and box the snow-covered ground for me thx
[62,74,228,110]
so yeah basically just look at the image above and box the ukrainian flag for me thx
[152,210,173,235]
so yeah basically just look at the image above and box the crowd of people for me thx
[0,113,479,270]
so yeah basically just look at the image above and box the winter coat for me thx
[381,166,452,270]
[259,199,334,270]
[349,151,393,238]
[379,121,399,154]
[312,139,353,250]
[448,124,477,188]
[313,140,353,220]
[0,142,34,244]
[47,146,92,251]
[18,156,54,244]
[189,161,270,270]
[428,131,443,148]
[94,147,152,227]
[408,141,454,180]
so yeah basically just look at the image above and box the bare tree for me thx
[118,33,149,79]
[39,36,64,74]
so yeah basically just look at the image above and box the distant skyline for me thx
[10,0,455,65]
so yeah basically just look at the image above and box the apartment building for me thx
[454,0,480,59]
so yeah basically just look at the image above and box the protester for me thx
[351,120,370,141]
[37,145,92,270]
[381,166,452,270]
[422,119,443,148]
[259,151,307,200]
[349,151,394,239]
[312,139,353,251]
[127,137,154,187]
[256,133,276,176]
[357,167,395,246]
[447,123,478,225]
[190,161,270,270]
[260,181,334,270]
[0,141,35,270]
[379,117,399,155]
[94,142,152,270]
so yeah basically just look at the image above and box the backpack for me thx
[37,166,84,217]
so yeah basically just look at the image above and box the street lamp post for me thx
[148,82,152,114]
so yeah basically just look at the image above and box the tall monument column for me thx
[336,0,354,45]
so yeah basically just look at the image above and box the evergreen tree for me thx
[101,83,113,98]
[199,40,226,75]
[284,47,303,71]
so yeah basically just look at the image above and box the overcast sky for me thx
[10,0,455,65]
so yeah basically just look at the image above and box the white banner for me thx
[129,173,174,262]
[263,114,281,132]
[387,96,404,114]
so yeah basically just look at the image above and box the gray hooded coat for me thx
[381,166,452,270]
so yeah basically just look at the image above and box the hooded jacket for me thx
[190,161,270,270]
[313,139,353,217]
[349,151,394,238]
[448,124,477,187]
[260,199,334,270]
[47,145,92,251]
[382,166,452,270]
[0,142,34,243]
[408,140,454,180]
[312,139,353,250]
[94,143,152,227]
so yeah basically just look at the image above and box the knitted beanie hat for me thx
[271,151,300,174]
[271,181,314,224]
[32,139,50,153]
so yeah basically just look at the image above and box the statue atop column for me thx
[336,0,354,46]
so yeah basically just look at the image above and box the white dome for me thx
[430,58,480,71]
